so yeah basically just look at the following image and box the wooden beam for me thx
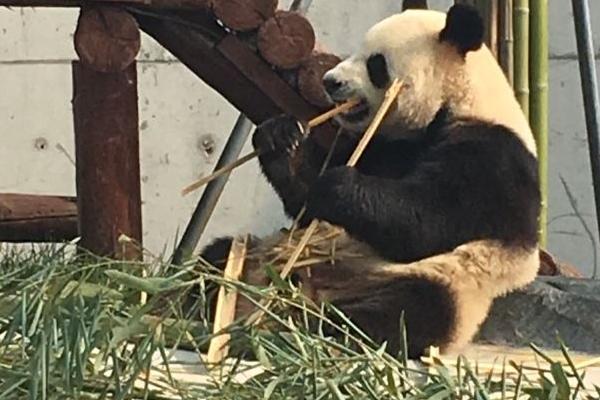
[72,61,142,259]
[0,0,211,9]
[135,11,319,124]
[0,193,78,242]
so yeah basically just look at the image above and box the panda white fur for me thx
[199,4,540,358]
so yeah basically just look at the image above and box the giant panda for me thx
[198,4,540,359]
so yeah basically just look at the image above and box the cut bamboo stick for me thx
[181,98,360,196]
[206,235,248,366]
[246,78,404,326]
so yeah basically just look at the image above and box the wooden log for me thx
[72,61,142,259]
[0,0,212,8]
[257,10,315,69]
[298,52,341,108]
[74,6,141,73]
[0,193,78,242]
[212,0,277,32]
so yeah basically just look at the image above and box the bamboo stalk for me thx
[499,0,514,85]
[181,99,360,196]
[206,235,247,366]
[514,0,530,117]
[530,0,548,247]
[484,0,499,59]
[246,79,404,326]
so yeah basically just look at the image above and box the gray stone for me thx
[477,277,600,352]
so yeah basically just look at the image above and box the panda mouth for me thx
[338,98,370,122]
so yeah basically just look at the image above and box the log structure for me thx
[1,0,343,253]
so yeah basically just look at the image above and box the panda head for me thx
[323,4,536,153]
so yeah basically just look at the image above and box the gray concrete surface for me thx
[1,1,600,277]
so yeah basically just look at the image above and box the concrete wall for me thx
[2,1,600,276]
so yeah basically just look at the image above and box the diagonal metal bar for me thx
[571,0,600,259]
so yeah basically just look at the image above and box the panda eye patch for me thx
[366,53,390,89]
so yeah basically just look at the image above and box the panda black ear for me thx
[439,4,484,56]
[402,0,428,11]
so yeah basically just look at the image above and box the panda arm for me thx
[253,116,351,222]
[306,127,540,261]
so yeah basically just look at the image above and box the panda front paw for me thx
[252,115,306,156]
[305,166,359,223]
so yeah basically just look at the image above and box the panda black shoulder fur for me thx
[199,4,540,358]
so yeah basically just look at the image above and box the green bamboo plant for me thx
[514,0,530,117]
[530,0,549,247]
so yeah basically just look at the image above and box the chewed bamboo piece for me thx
[206,235,248,367]
[181,99,360,196]
[246,78,404,326]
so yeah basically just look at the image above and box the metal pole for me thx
[571,0,600,247]
[289,0,312,14]
[172,0,314,264]
[172,115,253,264]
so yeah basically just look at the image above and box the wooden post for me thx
[72,6,142,259]
[73,61,142,259]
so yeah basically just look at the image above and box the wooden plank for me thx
[0,193,78,242]
[0,0,211,9]
[72,61,142,259]
[134,11,320,124]
[207,236,247,366]
[217,34,317,122]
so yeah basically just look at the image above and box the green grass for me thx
[0,243,596,399]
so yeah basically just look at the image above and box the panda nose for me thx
[323,76,343,96]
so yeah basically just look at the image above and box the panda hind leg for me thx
[332,277,457,359]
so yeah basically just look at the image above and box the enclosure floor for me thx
[134,343,600,396]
